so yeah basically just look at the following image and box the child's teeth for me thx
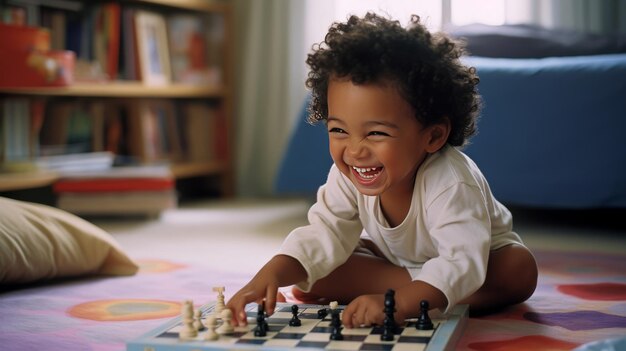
[352,166,380,178]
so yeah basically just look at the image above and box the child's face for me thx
[326,78,441,197]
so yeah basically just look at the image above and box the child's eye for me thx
[368,131,389,137]
[329,127,346,134]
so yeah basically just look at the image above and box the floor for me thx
[97,197,312,275]
[97,197,626,278]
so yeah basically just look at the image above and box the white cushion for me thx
[0,196,138,284]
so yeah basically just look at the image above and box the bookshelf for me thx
[0,83,227,98]
[0,0,235,198]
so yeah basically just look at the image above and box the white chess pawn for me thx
[178,300,198,340]
[179,301,198,339]
[193,310,204,331]
[203,315,219,341]
[179,317,198,339]
[183,300,194,315]
[216,309,234,335]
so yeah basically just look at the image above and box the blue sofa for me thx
[275,53,626,208]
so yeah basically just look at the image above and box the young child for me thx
[227,13,538,328]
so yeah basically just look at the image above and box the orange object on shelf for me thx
[0,49,75,87]
[0,23,50,52]
[0,23,74,87]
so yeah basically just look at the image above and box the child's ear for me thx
[425,118,451,153]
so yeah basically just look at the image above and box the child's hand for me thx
[226,255,307,327]
[341,294,407,328]
[226,274,279,327]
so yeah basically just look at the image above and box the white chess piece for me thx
[216,309,234,335]
[329,301,339,311]
[179,300,198,339]
[213,286,226,315]
[193,309,203,331]
[203,315,219,341]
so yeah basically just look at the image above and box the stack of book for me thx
[53,164,176,217]
[35,151,114,174]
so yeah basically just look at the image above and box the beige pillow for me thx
[0,196,138,284]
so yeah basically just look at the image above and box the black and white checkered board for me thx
[126,302,468,351]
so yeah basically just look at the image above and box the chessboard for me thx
[126,302,468,351]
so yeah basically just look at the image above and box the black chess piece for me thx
[381,289,396,341]
[329,307,343,340]
[416,300,434,330]
[317,307,328,319]
[289,304,302,326]
[254,302,268,336]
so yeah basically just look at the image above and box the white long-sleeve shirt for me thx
[278,145,524,312]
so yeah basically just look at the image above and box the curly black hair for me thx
[305,13,480,147]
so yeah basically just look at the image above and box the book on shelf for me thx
[92,2,121,80]
[120,7,140,81]
[56,190,177,216]
[1,96,227,176]
[54,163,171,179]
[53,176,173,192]
[39,100,109,155]
[179,101,229,163]
[53,163,176,216]
[35,151,114,174]
[2,0,228,85]
[0,98,45,164]
[128,99,182,163]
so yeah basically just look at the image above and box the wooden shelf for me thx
[171,160,226,178]
[136,0,230,12]
[0,82,227,98]
[0,0,234,197]
[0,161,226,192]
[0,171,59,192]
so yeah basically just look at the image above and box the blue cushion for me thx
[462,54,626,208]
[274,97,333,195]
[275,54,626,208]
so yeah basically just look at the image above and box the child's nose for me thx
[347,138,368,158]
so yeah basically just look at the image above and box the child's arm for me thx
[341,281,447,328]
[226,254,307,327]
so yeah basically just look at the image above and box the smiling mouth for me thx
[351,166,383,181]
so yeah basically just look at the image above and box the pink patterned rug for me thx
[457,250,626,350]
[1,249,624,350]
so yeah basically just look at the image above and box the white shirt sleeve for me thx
[416,182,491,313]
[277,165,363,291]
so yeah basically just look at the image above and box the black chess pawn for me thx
[254,302,268,336]
[416,300,434,330]
[381,289,396,341]
[289,304,302,326]
[329,308,343,340]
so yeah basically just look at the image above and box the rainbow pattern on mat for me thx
[1,253,625,351]
[68,299,182,321]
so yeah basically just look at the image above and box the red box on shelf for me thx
[0,49,75,87]
[0,23,75,87]
[0,23,50,52]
